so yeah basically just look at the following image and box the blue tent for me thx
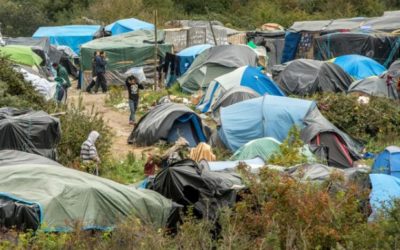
[105,18,154,36]
[33,25,101,54]
[372,146,400,178]
[369,174,400,219]
[198,66,285,113]
[332,54,386,80]
[219,95,316,151]
[177,44,213,75]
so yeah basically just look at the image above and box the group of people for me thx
[86,50,108,94]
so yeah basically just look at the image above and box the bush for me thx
[101,152,146,184]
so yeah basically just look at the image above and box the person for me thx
[80,131,101,164]
[86,51,98,93]
[125,75,144,125]
[52,62,71,101]
[95,51,107,93]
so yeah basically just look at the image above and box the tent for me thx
[128,103,207,147]
[197,66,285,113]
[0,45,43,66]
[149,159,242,221]
[231,137,281,161]
[275,59,353,95]
[314,33,400,67]
[81,29,172,87]
[5,37,50,65]
[177,45,258,93]
[388,60,400,86]
[372,146,400,178]
[331,55,386,80]
[177,44,213,75]
[15,67,57,101]
[347,76,399,99]
[0,150,177,231]
[199,157,265,173]
[361,11,400,32]
[105,18,154,35]
[33,25,101,54]
[218,95,316,151]
[369,174,400,220]
[301,107,364,168]
[0,108,61,159]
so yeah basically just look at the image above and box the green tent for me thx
[231,137,316,162]
[0,45,43,66]
[0,150,175,231]
[80,29,172,87]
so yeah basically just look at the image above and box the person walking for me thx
[94,51,107,93]
[125,75,144,125]
[86,51,98,93]
[52,62,71,101]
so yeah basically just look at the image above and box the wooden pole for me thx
[205,6,217,46]
[154,9,159,90]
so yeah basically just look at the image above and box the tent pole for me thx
[205,6,217,46]
[154,9,159,90]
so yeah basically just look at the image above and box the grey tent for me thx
[212,86,260,120]
[301,107,364,168]
[177,45,258,93]
[388,60,400,85]
[149,159,242,221]
[0,150,178,231]
[0,108,61,160]
[348,76,399,99]
[274,59,353,95]
[5,37,50,65]
[128,103,207,147]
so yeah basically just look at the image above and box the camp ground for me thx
[3,8,400,248]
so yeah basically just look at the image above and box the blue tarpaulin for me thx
[219,95,316,151]
[370,174,400,219]
[332,54,386,80]
[33,25,101,54]
[105,18,154,35]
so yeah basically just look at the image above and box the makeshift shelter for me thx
[301,107,364,168]
[369,174,400,220]
[361,11,400,32]
[275,59,353,95]
[81,29,172,87]
[178,45,258,93]
[105,18,154,35]
[387,60,400,86]
[15,67,57,101]
[0,150,177,231]
[372,146,400,178]
[149,159,242,221]
[218,95,316,151]
[198,66,284,113]
[231,137,281,161]
[5,37,50,65]
[331,55,386,80]
[0,108,61,160]
[314,33,400,67]
[33,25,101,54]
[128,103,207,147]
[0,45,43,66]
[347,76,399,99]
[199,157,265,173]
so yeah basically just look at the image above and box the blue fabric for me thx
[281,32,301,63]
[105,18,154,35]
[240,67,285,96]
[33,25,101,54]
[332,54,386,80]
[177,44,212,57]
[372,149,400,178]
[370,174,400,218]
[179,56,195,76]
[167,114,206,147]
[200,82,220,113]
[219,95,316,151]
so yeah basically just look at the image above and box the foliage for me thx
[105,85,124,107]
[268,126,308,167]
[312,93,400,152]
[101,152,146,184]
[57,96,112,167]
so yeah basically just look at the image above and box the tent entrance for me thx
[167,114,206,147]
[311,132,354,168]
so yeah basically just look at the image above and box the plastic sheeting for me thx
[0,150,176,231]
[199,157,265,173]
[332,54,386,80]
[219,95,316,151]
[0,45,43,66]
[231,137,281,161]
[275,59,353,95]
[348,76,398,99]
[33,25,101,54]
[198,66,284,113]
[0,108,61,160]
[105,18,154,35]
[16,67,57,101]
[128,103,206,147]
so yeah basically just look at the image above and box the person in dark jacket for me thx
[125,75,144,125]
[94,51,107,93]
[52,62,71,102]
[86,51,98,93]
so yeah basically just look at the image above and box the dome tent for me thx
[275,59,353,95]
[331,54,386,80]
[372,146,400,178]
[105,18,154,35]
[347,76,399,99]
[128,103,207,147]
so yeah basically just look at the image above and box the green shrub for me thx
[105,85,125,107]
[101,152,146,184]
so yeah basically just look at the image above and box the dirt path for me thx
[68,87,153,158]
